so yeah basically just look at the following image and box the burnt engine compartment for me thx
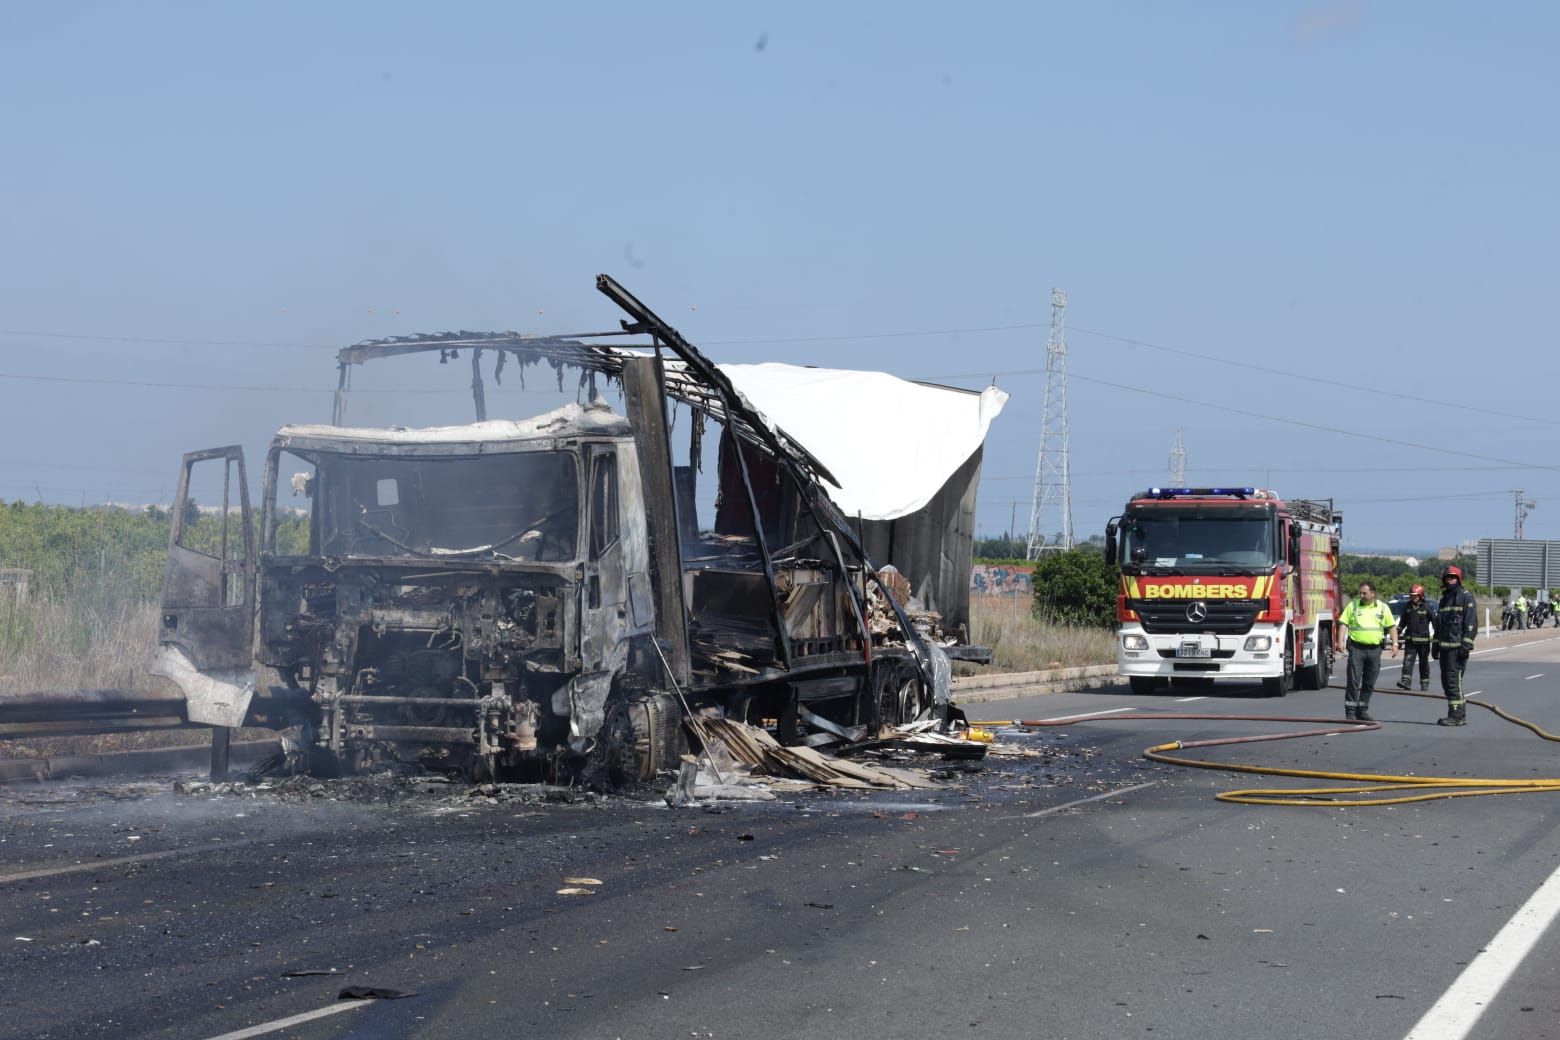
[258,560,581,775]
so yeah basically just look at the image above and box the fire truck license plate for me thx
[1176,642,1212,658]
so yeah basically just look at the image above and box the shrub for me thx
[1031,546,1116,628]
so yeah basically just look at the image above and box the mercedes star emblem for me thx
[1185,601,1209,624]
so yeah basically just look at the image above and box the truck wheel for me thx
[1262,642,1294,697]
[1316,639,1332,690]
[597,692,683,784]
[872,661,900,729]
[1128,676,1160,695]
[1296,633,1322,690]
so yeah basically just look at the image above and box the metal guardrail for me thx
[0,687,242,779]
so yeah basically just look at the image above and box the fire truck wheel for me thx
[1261,641,1294,697]
[1297,633,1331,690]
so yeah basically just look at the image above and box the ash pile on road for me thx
[172,772,609,807]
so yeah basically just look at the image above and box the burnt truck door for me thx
[581,446,630,676]
[150,446,258,729]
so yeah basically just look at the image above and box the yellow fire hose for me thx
[972,688,1560,807]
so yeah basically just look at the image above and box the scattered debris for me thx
[338,986,415,1001]
[561,877,602,887]
[699,717,940,791]
[556,888,596,897]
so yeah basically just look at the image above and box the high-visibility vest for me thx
[1341,599,1394,646]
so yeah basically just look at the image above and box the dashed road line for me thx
[1175,696,1208,703]
[1023,781,1158,819]
[199,1001,369,1040]
[0,841,253,886]
[1525,674,1544,680]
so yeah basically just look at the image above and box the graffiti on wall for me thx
[971,563,1034,597]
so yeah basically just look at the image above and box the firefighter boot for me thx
[1420,681,1430,691]
[1437,711,1467,727]
[1395,678,1411,690]
[1355,708,1374,723]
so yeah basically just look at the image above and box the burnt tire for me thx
[872,660,926,729]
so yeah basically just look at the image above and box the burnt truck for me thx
[152,276,1001,781]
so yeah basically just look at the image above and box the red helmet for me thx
[1442,565,1463,581]
[1411,584,1425,596]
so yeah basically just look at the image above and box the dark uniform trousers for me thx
[1346,641,1384,713]
[1401,640,1432,687]
[1437,644,1468,717]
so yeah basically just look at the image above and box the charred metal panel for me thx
[159,446,256,678]
[616,441,654,629]
[621,356,690,686]
[150,644,254,728]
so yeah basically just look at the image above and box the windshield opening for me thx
[304,451,579,561]
[1123,511,1275,570]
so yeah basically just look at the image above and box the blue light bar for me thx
[1144,487,1255,499]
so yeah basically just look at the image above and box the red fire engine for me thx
[1105,488,1343,696]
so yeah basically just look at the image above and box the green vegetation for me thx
[1029,545,1116,628]
[0,500,307,695]
[1338,553,1481,597]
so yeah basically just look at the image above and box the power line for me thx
[702,321,1050,346]
[0,329,334,349]
[5,314,1554,448]
[978,463,1539,481]
[0,370,557,394]
[0,321,1052,351]
[928,325,1560,428]
[1064,370,1559,473]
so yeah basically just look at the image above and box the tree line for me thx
[972,542,1486,630]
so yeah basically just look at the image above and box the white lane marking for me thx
[1525,674,1544,680]
[1040,707,1139,723]
[0,842,251,886]
[1175,696,1208,703]
[1023,781,1158,819]
[200,1001,368,1040]
[1402,858,1560,1040]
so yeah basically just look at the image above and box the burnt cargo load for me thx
[152,275,1004,780]
[1104,487,1343,696]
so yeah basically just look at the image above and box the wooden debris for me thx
[699,717,940,790]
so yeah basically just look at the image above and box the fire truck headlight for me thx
[1243,635,1272,651]
[1122,634,1149,651]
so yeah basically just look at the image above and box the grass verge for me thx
[964,595,1117,674]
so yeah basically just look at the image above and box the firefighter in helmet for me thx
[1433,564,1478,726]
[1394,584,1435,692]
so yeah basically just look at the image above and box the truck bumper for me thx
[1117,624,1285,680]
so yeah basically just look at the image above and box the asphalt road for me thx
[3,631,1560,1040]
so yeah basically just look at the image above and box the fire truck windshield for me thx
[1123,513,1274,572]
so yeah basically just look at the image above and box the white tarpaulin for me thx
[718,363,1008,521]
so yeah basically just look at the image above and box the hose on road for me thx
[973,691,1560,807]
